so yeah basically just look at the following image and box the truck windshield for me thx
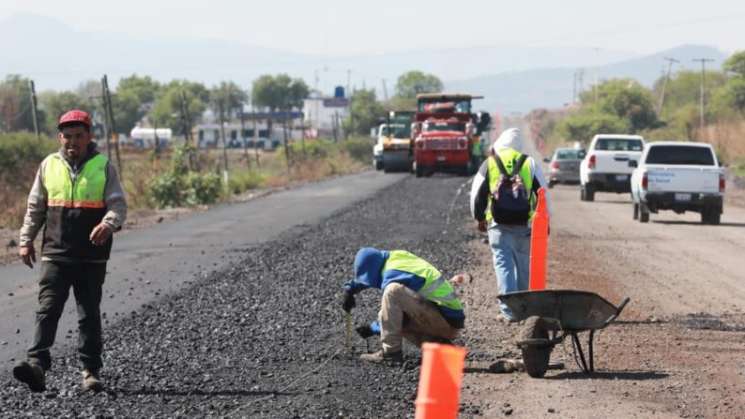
[424,122,465,132]
[595,138,643,151]
[381,124,411,137]
[645,145,715,165]
[418,100,471,113]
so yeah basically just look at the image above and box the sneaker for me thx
[82,369,103,392]
[359,350,403,364]
[12,361,46,392]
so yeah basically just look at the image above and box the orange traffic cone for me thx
[529,188,549,290]
[415,343,467,419]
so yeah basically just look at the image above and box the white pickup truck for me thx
[630,141,725,224]
[580,134,645,201]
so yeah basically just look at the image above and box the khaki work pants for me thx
[379,283,459,353]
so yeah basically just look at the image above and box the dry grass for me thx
[705,121,745,165]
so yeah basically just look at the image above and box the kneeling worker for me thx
[341,247,466,363]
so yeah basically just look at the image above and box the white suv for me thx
[580,134,645,201]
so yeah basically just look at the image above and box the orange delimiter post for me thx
[415,343,467,419]
[529,188,549,290]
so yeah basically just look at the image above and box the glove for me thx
[342,292,356,313]
[355,325,374,339]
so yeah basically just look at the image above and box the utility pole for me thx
[250,95,260,167]
[693,58,715,135]
[28,80,40,139]
[593,48,600,103]
[381,78,389,102]
[656,57,679,115]
[99,79,112,161]
[239,95,251,170]
[102,75,122,177]
[347,69,352,98]
[218,99,230,184]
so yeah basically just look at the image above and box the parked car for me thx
[580,134,645,201]
[630,141,725,224]
[545,147,586,187]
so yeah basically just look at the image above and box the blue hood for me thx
[353,247,389,289]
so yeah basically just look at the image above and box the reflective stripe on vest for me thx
[44,154,107,209]
[486,149,535,223]
[382,250,463,311]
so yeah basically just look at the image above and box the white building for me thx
[302,87,349,138]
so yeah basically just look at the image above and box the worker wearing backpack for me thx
[469,128,551,322]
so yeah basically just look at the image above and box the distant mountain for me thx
[1,13,639,94]
[446,45,728,114]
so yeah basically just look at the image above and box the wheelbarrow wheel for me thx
[519,316,553,378]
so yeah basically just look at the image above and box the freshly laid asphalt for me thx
[0,171,482,418]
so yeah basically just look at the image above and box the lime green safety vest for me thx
[383,250,463,312]
[486,148,535,223]
[44,154,108,209]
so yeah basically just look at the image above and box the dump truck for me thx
[411,93,490,177]
[372,111,415,172]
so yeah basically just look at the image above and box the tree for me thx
[394,71,443,99]
[585,79,659,132]
[251,74,309,139]
[38,90,90,133]
[723,51,745,78]
[344,89,385,136]
[652,70,727,117]
[556,111,629,145]
[0,75,44,133]
[151,80,209,133]
[711,78,745,116]
[114,74,162,133]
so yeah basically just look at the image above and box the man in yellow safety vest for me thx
[14,110,127,392]
[342,247,467,363]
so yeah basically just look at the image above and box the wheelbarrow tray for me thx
[498,289,625,331]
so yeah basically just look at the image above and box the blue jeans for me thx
[488,225,531,319]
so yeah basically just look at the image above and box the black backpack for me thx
[490,154,531,225]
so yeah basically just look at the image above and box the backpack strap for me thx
[512,154,528,176]
[493,155,511,178]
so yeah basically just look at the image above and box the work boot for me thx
[81,368,103,392]
[360,350,403,364]
[12,361,46,392]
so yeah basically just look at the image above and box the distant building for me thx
[194,110,305,150]
[302,86,349,138]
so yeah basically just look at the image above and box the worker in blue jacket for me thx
[342,247,466,363]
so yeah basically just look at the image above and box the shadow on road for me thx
[652,220,745,227]
[547,370,669,381]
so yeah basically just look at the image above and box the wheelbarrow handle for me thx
[604,297,631,326]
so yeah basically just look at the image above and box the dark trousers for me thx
[27,261,106,371]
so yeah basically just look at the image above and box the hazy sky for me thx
[2,0,744,55]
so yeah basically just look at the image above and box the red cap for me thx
[58,110,92,129]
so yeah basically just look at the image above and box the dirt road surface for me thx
[1,157,744,417]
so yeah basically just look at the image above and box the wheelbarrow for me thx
[498,290,630,378]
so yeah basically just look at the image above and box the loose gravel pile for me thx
[1,175,482,418]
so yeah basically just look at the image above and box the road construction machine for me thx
[373,110,415,172]
[411,93,490,177]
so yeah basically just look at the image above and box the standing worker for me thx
[14,110,127,392]
[341,248,466,363]
[470,128,550,322]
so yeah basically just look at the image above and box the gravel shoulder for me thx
[459,184,745,418]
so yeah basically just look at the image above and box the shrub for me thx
[148,171,186,208]
[228,171,265,194]
[186,172,222,205]
[342,137,373,163]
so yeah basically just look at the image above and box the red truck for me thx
[411,93,488,177]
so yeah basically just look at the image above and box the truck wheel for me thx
[583,185,595,202]
[519,316,553,378]
[701,207,721,225]
[414,162,423,178]
[548,180,556,189]
[633,203,639,220]
[639,205,650,223]
[580,185,586,201]
[374,159,383,171]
